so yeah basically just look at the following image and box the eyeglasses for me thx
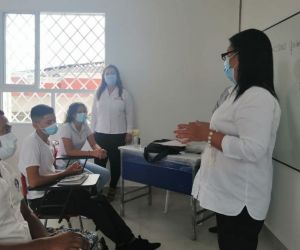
[221,50,237,61]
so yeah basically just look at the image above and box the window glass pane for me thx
[40,14,105,90]
[5,14,35,85]
[55,93,94,123]
[2,13,105,124]
[3,92,51,123]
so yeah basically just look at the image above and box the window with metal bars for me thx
[1,12,105,123]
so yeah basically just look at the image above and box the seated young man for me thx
[18,104,161,250]
[0,109,90,250]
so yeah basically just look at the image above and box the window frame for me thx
[0,11,105,122]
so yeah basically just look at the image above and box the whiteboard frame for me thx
[264,11,300,173]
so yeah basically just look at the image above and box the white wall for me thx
[105,0,240,144]
[241,0,300,30]
[241,1,300,250]
[0,0,239,165]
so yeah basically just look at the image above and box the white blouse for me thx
[192,86,281,220]
[58,122,92,156]
[91,87,134,134]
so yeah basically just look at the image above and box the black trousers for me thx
[216,207,264,250]
[94,133,126,188]
[29,190,133,244]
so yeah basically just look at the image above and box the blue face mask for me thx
[42,123,58,135]
[75,113,87,123]
[224,54,238,84]
[224,57,236,84]
[104,74,117,86]
[0,132,17,160]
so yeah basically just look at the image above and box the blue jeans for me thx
[80,160,110,192]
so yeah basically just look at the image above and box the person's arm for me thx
[175,90,278,160]
[0,231,89,250]
[87,134,101,150]
[62,136,106,160]
[86,125,99,150]
[59,124,86,157]
[90,95,98,133]
[26,164,82,188]
[206,130,225,151]
[175,122,225,151]
[0,238,51,250]
[221,90,278,162]
[87,134,107,159]
[20,200,48,239]
[61,137,91,157]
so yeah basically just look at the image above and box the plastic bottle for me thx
[132,129,140,147]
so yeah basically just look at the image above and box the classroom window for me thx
[1,12,105,123]
[6,14,35,85]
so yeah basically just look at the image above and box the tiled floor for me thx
[47,188,287,250]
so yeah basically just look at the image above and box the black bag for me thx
[143,139,186,163]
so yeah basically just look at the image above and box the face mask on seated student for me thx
[0,132,17,160]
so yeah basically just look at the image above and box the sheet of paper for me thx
[58,173,88,186]
[60,173,87,182]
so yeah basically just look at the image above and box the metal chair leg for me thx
[191,197,197,240]
[164,190,170,213]
[79,216,84,232]
[148,186,152,206]
[67,218,72,228]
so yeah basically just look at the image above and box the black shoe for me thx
[107,187,117,202]
[208,226,218,234]
[116,235,161,250]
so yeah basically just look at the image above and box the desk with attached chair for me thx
[21,153,98,232]
[21,173,100,231]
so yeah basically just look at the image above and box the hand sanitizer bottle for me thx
[132,129,140,147]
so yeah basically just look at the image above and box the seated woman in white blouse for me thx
[57,102,110,191]
[175,29,281,250]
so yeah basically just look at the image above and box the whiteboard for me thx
[265,12,300,171]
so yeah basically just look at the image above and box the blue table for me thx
[119,145,212,240]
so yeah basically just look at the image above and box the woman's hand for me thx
[64,162,83,176]
[90,148,107,159]
[125,133,133,144]
[174,121,210,143]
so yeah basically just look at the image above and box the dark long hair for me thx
[96,64,123,100]
[229,29,278,100]
[64,102,87,123]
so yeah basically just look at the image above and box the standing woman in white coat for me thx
[175,29,281,250]
[91,65,134,201]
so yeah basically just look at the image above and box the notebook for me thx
[57,173,89,186]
